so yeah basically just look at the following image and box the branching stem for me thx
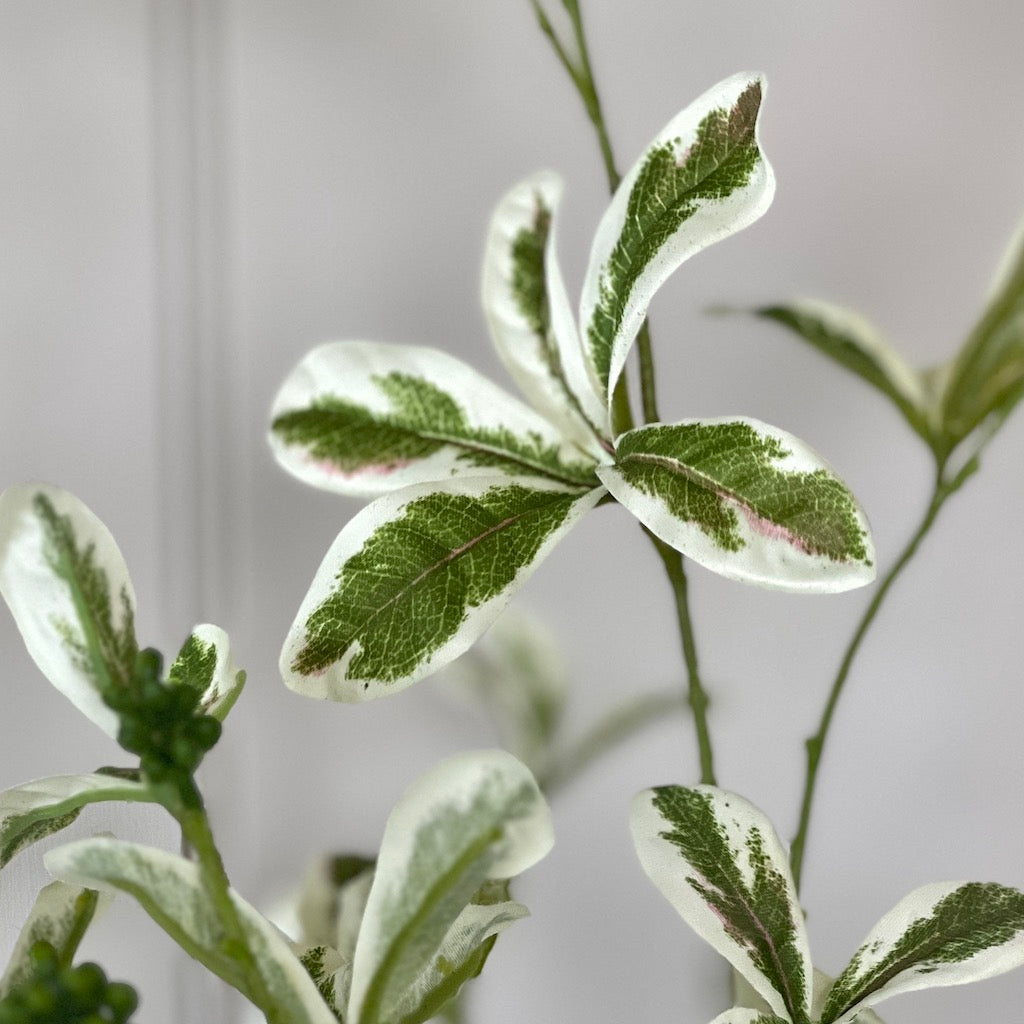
[790,463,955,891]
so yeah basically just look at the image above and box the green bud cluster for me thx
[0,942,138,1023]
[105,648,221,804]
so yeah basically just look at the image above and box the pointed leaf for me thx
[598,418,874,592]
[0,881,109,998]
[821,881,1024,1024]
[45,837,337,1024]
[942,217,1024,442]
[631,785,812,1024]
[280,477,603,700]
[168,624,246,721]
[348,750,553,1024]
[753,301,932,442]
[0,484,138,737]
[482,171,609,444]
[707,1012,790,1024]
[580,72,775,403]
[270,341,598,495]
[1,771,153,869]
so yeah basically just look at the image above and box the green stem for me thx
[647,531,716,784]
[790,466,952,891]
[178,807,287,1024]
[543,690,688,794]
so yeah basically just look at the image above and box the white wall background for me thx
[2,3,1024,1022]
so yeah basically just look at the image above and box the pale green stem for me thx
[543,690,688,794]
[647,531,716,784]
[790,466,952,891]
[533,0,707,778]
[178,807,288,1024]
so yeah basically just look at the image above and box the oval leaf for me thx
[482,171,609,445]
[821,881,1024,1024]
[631,785,812,1024]
[753,300,931,442]
[0,484,138,737]
[45,837,337,1024]
[270,341,598,496]
[0,881,109,998]
[941,216,1024,443]
[580,72,775,404]
[168,623,246,722]
[348,749,553,1024]
[1,771,153,870]
[598,418,874,592]
[280,477,603,701]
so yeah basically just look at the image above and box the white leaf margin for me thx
[270,341,595,497]
[45,837,338,1024]
[178,623,246,721]
[630,785,812,1023]
[826,881,1024,1024]
[347,749,553,1023]
[482,170,610,447]
[0,483,135,738]
[279,476,605,702]
[598,417,875,593]
[580,71,776,405]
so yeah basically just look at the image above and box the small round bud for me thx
[104,982,139,1018]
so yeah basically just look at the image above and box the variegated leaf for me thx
[820,881,1024,1024]
[1,770,153,869]
[298,945,350,1022]
[631,785,812,1024]
[580,72,775,404]
[0,484,138,737]
[482,171,610,445]
[0,881,109,998]
[383,881,527,1024]
[270,341,599,496]
[347,750,552,1024]
[707,1012,790,1024]
[734,968,885,1024]
[280,477,603,701]
[941,216,1024,443]
[45,837,337,1024]
[168,624,246,721]
[753,301,931,442]
[598,418,874,592]
[296,854,376,956]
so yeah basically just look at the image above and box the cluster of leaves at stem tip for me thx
[0,942,137,1024]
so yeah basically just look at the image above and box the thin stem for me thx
[790,466,952,891]
[543,690,688,794]
[178,806,287,1024]
[647,530,716,784]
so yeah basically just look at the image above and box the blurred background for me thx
[2,2,1023,1021]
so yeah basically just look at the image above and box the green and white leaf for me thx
[820,881,1024,1024]
[168,623,246,721]
[298,945,350,1023]
[753,300,932,441]
[0,881,109,998]
[707,1012,790,1024]
[45,837,337,1024]
[347,749,553,1024]
[296,855,376,956]
[631,785,812,1024]
[382,882,527,1024]
[437,608,568,778]
[599,418,874,592]
[280,476,603,701]
[270,342,599,495]
[734,968,885,1024]
[482,170,609,446]
[941,216,1024,443]
[1,771,153,869]
[579,72,775,404]
[0,484,138,738]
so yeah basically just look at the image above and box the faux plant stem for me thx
[790,470,951,891]
[648,531,716,784]
[178,807,286,1024]
[534,0,708,778]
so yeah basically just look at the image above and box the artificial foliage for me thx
[3,4,1024,1023]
